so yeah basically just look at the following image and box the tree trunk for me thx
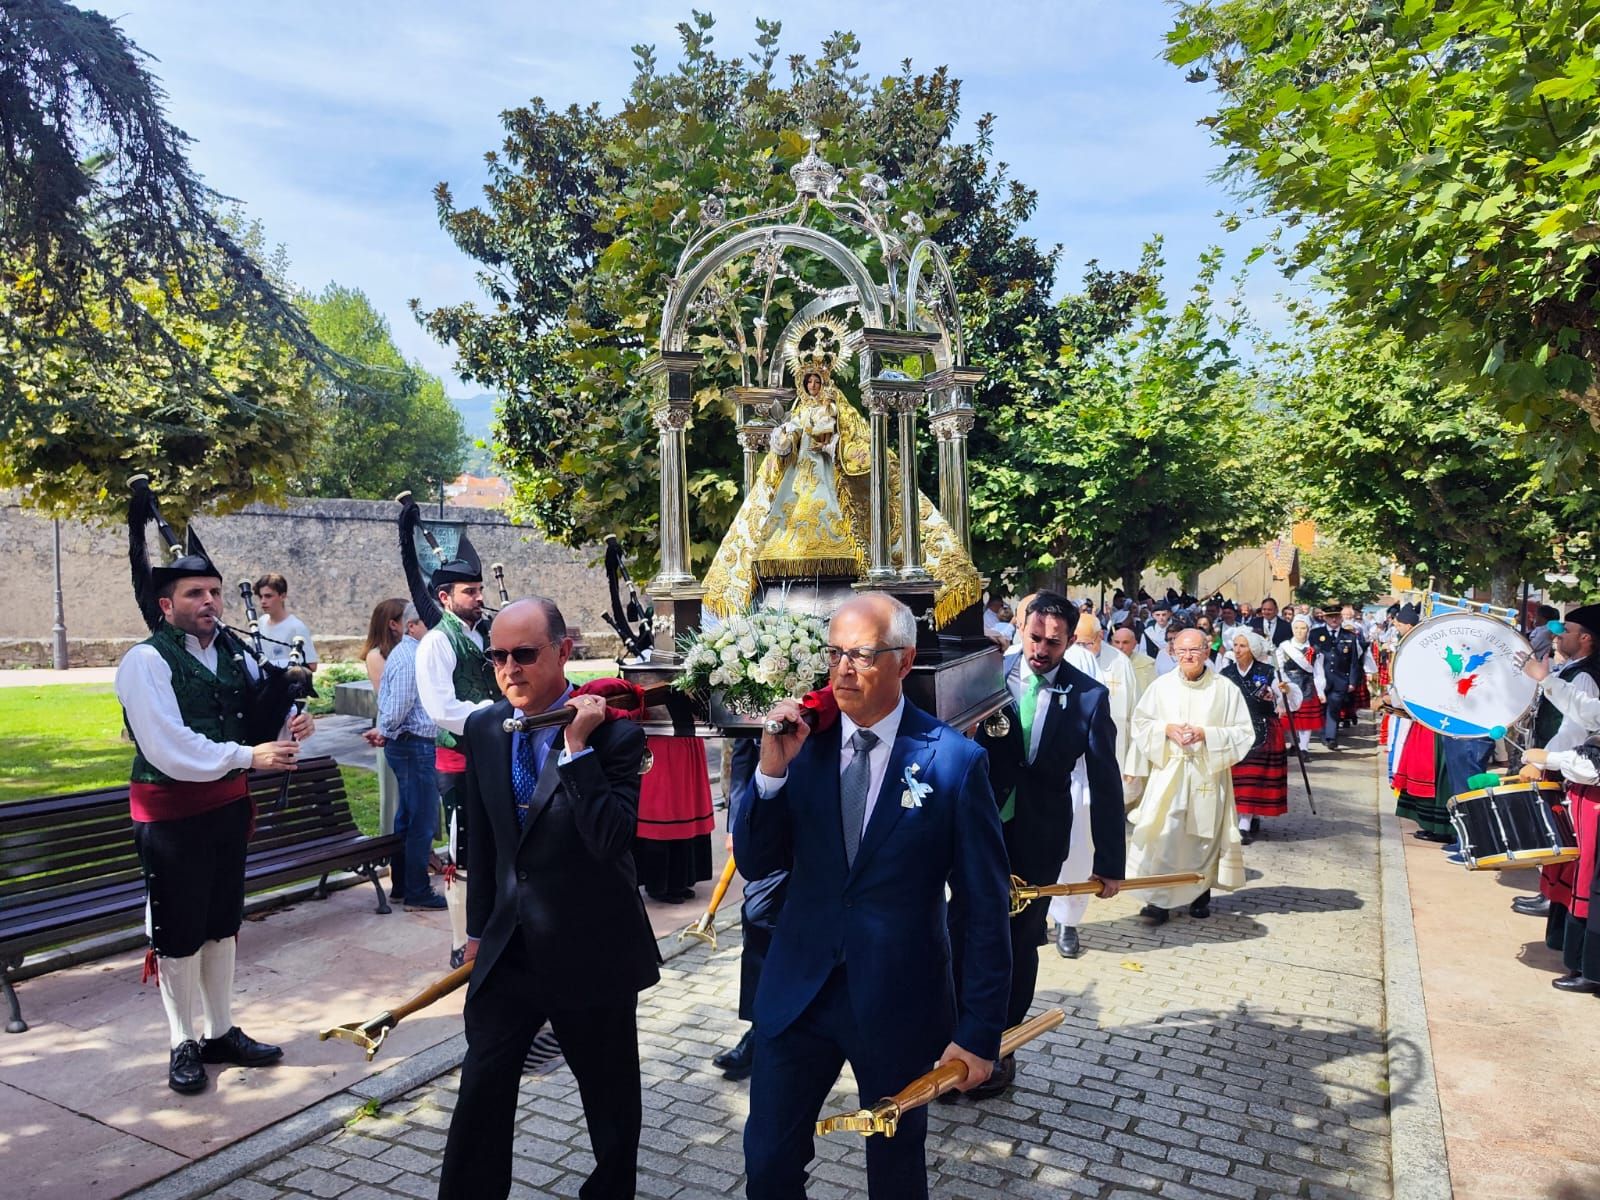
[1488,563,1519,608]
[1122,563,1145,606]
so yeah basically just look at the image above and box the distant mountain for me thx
[452,391,498,443]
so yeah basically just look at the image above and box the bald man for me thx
[736,594,1011,1199]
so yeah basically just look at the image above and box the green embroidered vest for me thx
[129,624,252,784]
[435,609,501,749]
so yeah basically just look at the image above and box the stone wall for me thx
[2,497,619,665]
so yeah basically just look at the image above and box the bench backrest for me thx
[0,756,350,908]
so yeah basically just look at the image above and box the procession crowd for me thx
[115,500,1597,1200]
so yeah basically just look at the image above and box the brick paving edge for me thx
[119,907,740,1200]
[1376,760,1453,1200]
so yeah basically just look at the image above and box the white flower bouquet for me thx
[674,607,832,717]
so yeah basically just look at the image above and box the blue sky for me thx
[110,0,1286,393]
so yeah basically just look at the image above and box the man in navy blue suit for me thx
[734,593,1012,1199]
[965,591,1124,1099]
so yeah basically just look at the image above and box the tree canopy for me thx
[1296,538,1386,609]
[1167,0,1600,466]
[1,0,334,519]
[416,14,1159,580]
[970,244,1288,595]
[1266,310,1600,601]
[297,285,466,500]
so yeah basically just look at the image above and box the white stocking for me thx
[1298,729,1312,753]
[1239,816,1252,832]
[448,877,469,951]
[157,952,201,1048]
[198,936,236,1039]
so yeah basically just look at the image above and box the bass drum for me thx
[1390,612,1536,739]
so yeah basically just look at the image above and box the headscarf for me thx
[1290,614,1311,643]
[1232,628,1271,665]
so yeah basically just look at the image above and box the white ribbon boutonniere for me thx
[901,762,932,809]
[1043,683,1073,711]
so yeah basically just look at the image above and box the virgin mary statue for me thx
[702,318,980,626]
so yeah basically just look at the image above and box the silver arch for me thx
[904,239,964,369]
[660,224,886,353]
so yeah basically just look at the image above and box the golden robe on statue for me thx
[702,364,980,627]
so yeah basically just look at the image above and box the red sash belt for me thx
[129,774,249,823]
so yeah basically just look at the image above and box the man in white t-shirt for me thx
[253,573,319,671]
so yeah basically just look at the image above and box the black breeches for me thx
[133,798,251,958]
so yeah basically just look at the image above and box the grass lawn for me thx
[0,683,382,834]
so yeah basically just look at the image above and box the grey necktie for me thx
[840,729,879,868]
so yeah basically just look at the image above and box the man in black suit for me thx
[1249,596,1293,647]
[966,591,1124,1099]
[438,598,659,1200]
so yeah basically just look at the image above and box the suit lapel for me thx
[849,704,935,881]
[516,733,566,849]
[481,704,518,850]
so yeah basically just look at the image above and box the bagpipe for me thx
[601,533,652,661]
[127,476,315,748]
[395,489,501,633]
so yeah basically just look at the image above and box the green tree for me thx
[970,244,1288,595]
[297,285,466,499]
[1296,539,1386,609]
[1265,313,1595,603]
[0,2,326,439]
[0,221,319,520]
[415,14,1147,578]
[1167,0,1600,464]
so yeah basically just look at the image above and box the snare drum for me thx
[1448,780,1578,870]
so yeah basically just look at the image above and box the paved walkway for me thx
[184,722,1397,1199]
[1399,778,1600,1199]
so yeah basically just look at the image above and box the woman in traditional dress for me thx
[1277,615,1324,754]
[701,318,980,626]
[1222,630,1301,844]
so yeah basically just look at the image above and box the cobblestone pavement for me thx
[217,725,1394,1199]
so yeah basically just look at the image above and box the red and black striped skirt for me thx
[1289,693,1323,733]
[1233,716,1289,817]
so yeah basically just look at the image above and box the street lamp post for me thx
[51,519,68,670]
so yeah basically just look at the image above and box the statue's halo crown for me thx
[783,315,855,383]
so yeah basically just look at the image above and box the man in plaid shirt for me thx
[375,603,444,909]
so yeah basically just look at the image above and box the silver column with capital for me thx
[639,351,703,594]
[860,382,898,583]
[931,406,976,554]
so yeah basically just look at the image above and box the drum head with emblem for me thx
[1390,612,1536,738]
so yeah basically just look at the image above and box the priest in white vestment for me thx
[1126,627,1257,924]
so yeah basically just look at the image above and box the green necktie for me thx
[1000,671,1044,824]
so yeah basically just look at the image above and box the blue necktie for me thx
[512,731,545,827]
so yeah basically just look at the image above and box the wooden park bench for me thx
[0,755,400,1033]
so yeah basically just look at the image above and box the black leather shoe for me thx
[404,890,449,911]
[1139,904,1169,926]
[1239,830,1255,846]
[1552,972,1600,994]
[169,1040,207,1094]
[1412,829,1453,843]
[965,1053,1015,1101]
[1512,895,1551,917]
[199,1026,283,1067]
[712,1029,755,1080]
[1055,925,1082,959]
[449,945,467,971]
[1189,890,1212,919]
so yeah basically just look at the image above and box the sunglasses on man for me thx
[486,642,557,667]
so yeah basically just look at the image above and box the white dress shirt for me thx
[416,621,494,735]
[115,632,267,780]
[754,695,907,841]
[1545,672,1600,754]
[1008,658,1061,763]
